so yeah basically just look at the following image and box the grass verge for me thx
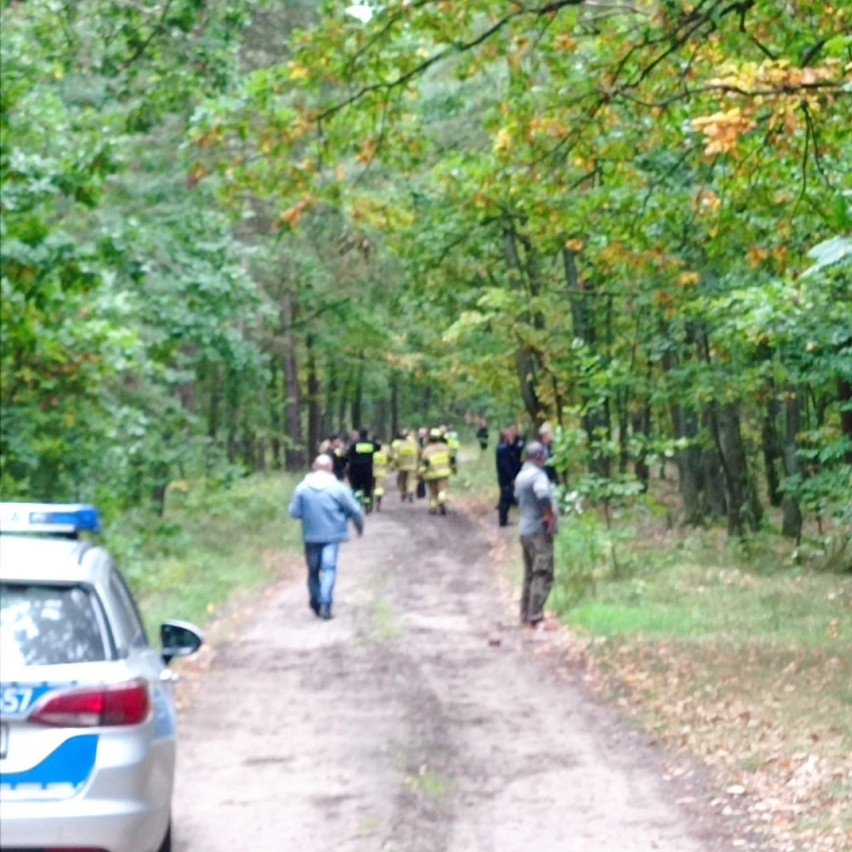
[104,473,304,638]
[551,500,852,852]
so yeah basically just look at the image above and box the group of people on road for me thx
[290,420,560,631]
[289,424,460,620]
[317,425,460,517]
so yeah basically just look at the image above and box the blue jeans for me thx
[305,542,340,611]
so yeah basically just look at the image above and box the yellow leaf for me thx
[357,138,377,164]
[554,34,577,51]
[747,245,770,268]
[692,109,756,156]
[280,206,303,228]
[493,127,512,152]
[279,196,315,228]
[694,188,721,212]
[186,163,206,187]
[287,62,310,81]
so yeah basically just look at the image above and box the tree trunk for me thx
[515,348,542,425]
[701,408,727,521]
[390,374,399,439]
[240,428,257,470]
[701,443,728,520]
[617,390,630,476]
[336,366,349,436]
[323,359,338,437]
[631,404,651,492]
[678,410,705,525]
[226,367,239,464]
[281,289,304,471]
[306,333,321,460]
[374,396,389,441]
[838,376,852,464]
[690,323,762,535]
[715,402,763,537]
[663,347,703,524]
[207,366,221,446]
[504,220,544,424]
[268,361,282,469]
[762,393,784,507]
[562,245,610,476]
[351,361,365,432]
[634,361,653,491]
[781,391,804,540]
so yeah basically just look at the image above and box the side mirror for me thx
[160,619,204,665]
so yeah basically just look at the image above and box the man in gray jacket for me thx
[514,441,559,630]
[289,455,364,620]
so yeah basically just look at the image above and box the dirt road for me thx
[171,494,746,851]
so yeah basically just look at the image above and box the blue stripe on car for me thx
[0,734,98,789]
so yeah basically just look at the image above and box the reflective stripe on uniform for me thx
[423,449,451,479]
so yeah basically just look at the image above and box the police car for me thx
[0,503,204,852]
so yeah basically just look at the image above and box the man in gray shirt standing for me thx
[514,441,559,630]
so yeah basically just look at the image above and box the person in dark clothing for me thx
[347,428,378,512]
[496,426,522,526]
[508,424,525,478]
[476,419,489,450]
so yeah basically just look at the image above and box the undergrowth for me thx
[104,472,303,637]
[547,489,851,852]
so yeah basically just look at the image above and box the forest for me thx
[1,0,850,557]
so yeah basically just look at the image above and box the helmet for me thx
[429,428,442,439]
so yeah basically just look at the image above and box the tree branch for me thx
[614,80,840,109]
[801,101,833,189]
[120,0,179,70]
[802,39,827,67]
[318,0,589,123]
[318,13,517,122]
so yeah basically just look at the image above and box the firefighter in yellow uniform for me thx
[372,440,390,511]
[393,430,419,502]
[420,428,453,515]
[390,431,403,488]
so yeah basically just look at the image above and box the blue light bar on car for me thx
[0,503,101,535]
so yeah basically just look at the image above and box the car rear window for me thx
[0,582,108,666]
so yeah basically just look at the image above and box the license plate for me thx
[0,723,7,759]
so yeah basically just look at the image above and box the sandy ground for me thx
[170,491,754,851]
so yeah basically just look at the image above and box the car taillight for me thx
[30,680,151,727]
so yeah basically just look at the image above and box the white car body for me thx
[0,506,202,852]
